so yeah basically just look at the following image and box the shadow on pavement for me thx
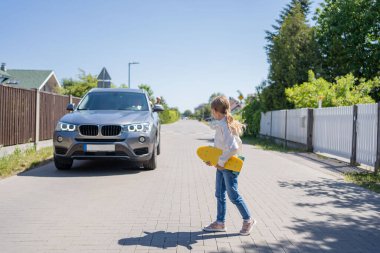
[292,152,365,174]
[273,179,380,252]
[118,230,240,250]
[18,160,144,178]
[278,178,380,211]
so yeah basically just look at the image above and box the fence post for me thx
[69,94,73,104]
[307,109,314,152]
[350,105,358,166]
[375,102,380,174]
[284,110,287,148]
[270,111,273,138]
[35,89,40,148]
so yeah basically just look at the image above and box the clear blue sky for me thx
[1,0,323,112]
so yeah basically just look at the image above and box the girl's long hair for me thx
[211,96,245,136]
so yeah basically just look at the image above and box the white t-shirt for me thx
[214,117,242,167]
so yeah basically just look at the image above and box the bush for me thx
[159,109,180,124]
[242,98,263,137]
[285,71,377,108]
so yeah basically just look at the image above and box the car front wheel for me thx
[54,155,73,170]
[157,141,161,156]
[143,144,157,170]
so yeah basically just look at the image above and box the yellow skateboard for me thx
[196,146,243,173]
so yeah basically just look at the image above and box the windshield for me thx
[77,92,149,111]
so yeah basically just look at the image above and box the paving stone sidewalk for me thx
[0,120,379,253]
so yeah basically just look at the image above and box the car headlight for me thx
[123,122,152,133]
[55,122,77,132]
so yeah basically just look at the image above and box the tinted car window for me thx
[78,92,149,111]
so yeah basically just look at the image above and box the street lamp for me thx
[128,62,139,88]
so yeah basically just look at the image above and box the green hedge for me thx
[159,109,180,124]
[242,99,262,137]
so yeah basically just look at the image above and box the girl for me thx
[203,96,256,236]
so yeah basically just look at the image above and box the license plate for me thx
[84,144,115,152]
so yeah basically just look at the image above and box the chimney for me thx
[1,63,6,72]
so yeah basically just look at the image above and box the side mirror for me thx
[66,103,75,111]
[153,104,164,112]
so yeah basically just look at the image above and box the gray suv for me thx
[53,88,164,170]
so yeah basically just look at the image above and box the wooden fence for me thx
[0,85,81,147]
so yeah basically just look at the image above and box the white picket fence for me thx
[260,112,271,136]
[271,110,286,139]
[287,108,308,145]
[313,106,353,160]
[260,109,309,145]
[260,103,379,168]
[357,104,378,166]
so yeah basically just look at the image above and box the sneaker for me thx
[240,218,256,236]
[203,221,226,232]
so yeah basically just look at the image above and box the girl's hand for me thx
[215,164,225,170]
[205,161,212,166]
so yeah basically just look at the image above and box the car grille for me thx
[101,125,121,136]
[79,125,99,136]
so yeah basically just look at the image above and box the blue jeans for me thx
[215,169,251,222]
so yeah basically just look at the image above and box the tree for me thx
[259,81,288,111]
[285,70,377,108]
[242,97,262,137]
[135,84,181,124]
[183,110,192,117]
[138,84,155,103]
[264,1,320,110]
[270,4,320,87]
[194,103,211,120]
[199,105,211,120]
[61,69,97,97]
[315,0,380,81]
[370,78,380,103]
[265,0,312,56]
[208,92,224,103]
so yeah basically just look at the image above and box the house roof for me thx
[229,97,243,112]
[5,69,56,89]
[0,69,11,78]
